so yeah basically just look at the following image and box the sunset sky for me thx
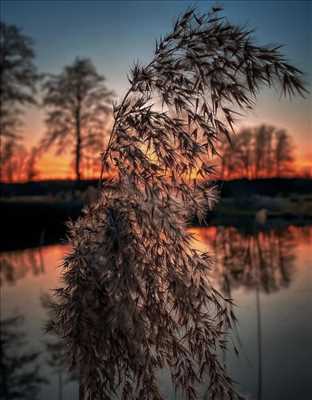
[2,0,311,179]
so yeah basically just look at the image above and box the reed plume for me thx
[47,6,306,400]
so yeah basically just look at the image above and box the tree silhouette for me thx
[274,129,293,176]
[41,58,114,182]
[219,128,253,179]
[44,338,78,400]
[0,315,48,399]
[47,7,306,400]
[253,125,273,178]
[0,141,39,182]
[0,22,39,181]
[218,125,295,179]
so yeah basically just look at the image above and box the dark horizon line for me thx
[1,176,312,186]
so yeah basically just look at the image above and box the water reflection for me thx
[42,294,78,400]
[0,247,45,286]
[44,338,77,400]
[192,226,297,295]
[1,226,311,400]
[191,225,311,400]
[0,315,48,399]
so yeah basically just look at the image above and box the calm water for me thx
[1,225,311,400]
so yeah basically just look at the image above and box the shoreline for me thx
[1,195,312,251]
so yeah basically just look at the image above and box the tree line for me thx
[0,21,114,183]
[217,124,294,179]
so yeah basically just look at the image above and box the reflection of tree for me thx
[41,295,77,400]
[199,226,296,400]
[205,227,296,296]
[44,339,77,400]
[0,315,47,399]
[293,225,312,243]
[0,247,45,286]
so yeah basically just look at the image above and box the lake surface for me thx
[1,225,311,400]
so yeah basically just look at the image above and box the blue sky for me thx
[2,0,311,170]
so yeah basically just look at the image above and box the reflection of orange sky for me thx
[188,226,217,252]
[189,225,312,262]
[2,226,311,295]
[2,226,311,331]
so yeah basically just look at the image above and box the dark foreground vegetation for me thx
[2,177,312,198]
[1,178,311,250]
